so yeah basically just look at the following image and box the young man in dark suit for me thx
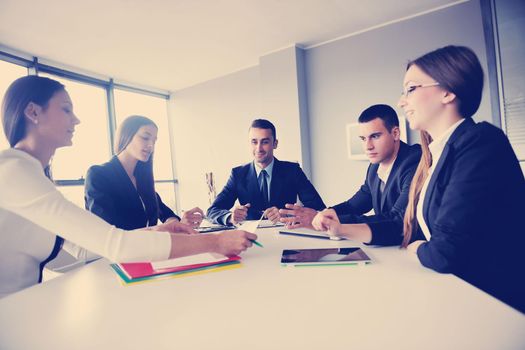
[206,119,325,226]
[281,104,421,246]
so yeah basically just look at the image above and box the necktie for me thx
[260,169,269,207]
[379,179,386,194]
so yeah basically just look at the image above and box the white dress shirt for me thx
[0,148,171,297]
[377,154,397,193]
[417,119,465,240]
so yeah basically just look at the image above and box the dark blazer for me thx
[331,141,422,246]
[414,118,525,313]
[84,157,179,230]
[207,158,325,225]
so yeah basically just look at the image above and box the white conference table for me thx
[1,227,524,350]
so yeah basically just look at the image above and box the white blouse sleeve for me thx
[0,152,171,262]
[62,240,101,262]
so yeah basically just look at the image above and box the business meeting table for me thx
[1,225,524,350]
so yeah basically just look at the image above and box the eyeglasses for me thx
[401,82,440,97]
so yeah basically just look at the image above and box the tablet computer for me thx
[281,247,371,266]
[279,228,344,240]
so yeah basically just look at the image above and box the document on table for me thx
[238,219,261,233]
[258,219,284,228]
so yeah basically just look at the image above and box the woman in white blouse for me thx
[0,75,256,298]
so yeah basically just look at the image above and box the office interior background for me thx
[0,0,523,215]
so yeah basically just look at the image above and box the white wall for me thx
[169,66,261,212]
[169,0,492,212]
[305,0,491,205]
[259,46,309,172]
[171,47,311,212]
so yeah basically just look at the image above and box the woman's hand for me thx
[312,209,340,232]
[407,240,425,253]
[214,230,257,256]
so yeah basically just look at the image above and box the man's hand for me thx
[150,220,198,235]
[229,203,251,225]
[263,206,281,223]
[279,203,317,229]
[180,207,205,228]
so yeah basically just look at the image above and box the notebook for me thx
[117,253,241,280]
[279,228,344,241]
[111,261,241,285]
[281,247,371,266]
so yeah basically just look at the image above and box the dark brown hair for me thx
[2,75,65,147]
[250,119,277,141]
[115,115,159,222]
[358,104,399,132]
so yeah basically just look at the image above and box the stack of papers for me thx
[110,253,241,285]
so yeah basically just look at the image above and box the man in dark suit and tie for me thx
[281,104,421,246]
[207,119,325,226]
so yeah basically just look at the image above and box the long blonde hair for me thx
[402,131,432,247]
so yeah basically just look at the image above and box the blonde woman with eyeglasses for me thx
[397,45,524,313]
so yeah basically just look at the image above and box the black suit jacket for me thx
[84,157,179,230]
[415,118,525,313]
[207,158,325,225]
[331,141,422,246]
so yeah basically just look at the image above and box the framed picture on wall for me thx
[346,116,407,160]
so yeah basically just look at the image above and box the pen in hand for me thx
[249,238,264,248]
[249,211,265,247]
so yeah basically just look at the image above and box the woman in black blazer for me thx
[85,115,204,230]
[398,46,525,313]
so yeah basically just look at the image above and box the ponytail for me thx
[402,131,433,247]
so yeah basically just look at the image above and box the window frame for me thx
[481,0,525,162]
[0,50,179,209]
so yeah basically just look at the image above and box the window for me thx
[495,0,525,161]
[0,60,28,149]
[39,73,111,180]
[483,0,525,164]
[37,73,111,207]
[1,53,177,212]
[114,89,177,210]
[113,89,174,179]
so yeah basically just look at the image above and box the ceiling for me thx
[0,0,462,92]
